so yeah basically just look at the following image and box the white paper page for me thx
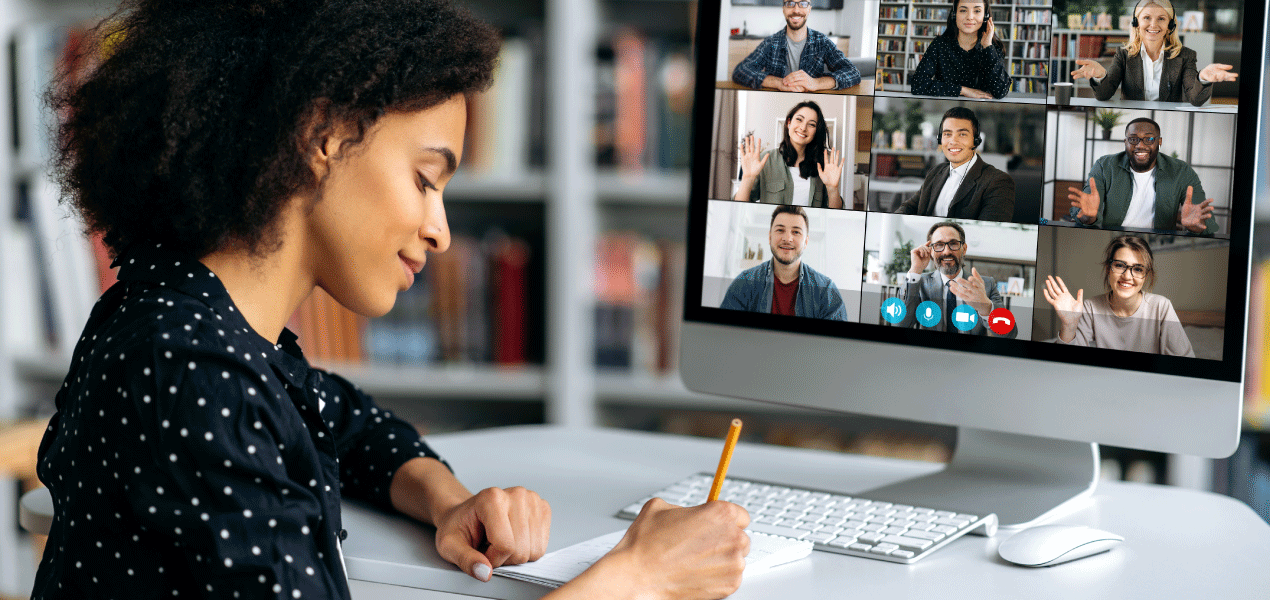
[493,529,811,588]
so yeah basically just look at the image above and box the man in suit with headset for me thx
[893,106,1016,222]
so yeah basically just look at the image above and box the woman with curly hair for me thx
[733,100,844,208]
[1070,0,1238,106]
[34,1,750,598]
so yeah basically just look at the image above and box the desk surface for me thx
[715,80,871,96]
[1062,95,1238,113]
[342,425,1270,599]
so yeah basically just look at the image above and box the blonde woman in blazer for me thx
[1070,0,1237,106]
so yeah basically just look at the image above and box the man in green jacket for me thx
[1067,117,1218,236]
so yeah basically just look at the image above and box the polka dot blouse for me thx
[32,243,446,599]
[909,34,1012,99]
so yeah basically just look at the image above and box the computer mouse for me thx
[997,524,1124,567]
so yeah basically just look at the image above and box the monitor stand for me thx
[862,428,1100,529]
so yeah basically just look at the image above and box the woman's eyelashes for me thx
[418,173,438,192]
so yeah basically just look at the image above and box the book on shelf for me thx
[343,228,535,368]
[595,27,693,171]
[594,232,685,377]
[464,37,532,179]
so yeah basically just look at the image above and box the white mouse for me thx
[997,524,1124,567]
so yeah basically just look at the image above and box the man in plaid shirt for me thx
[731,0,861,92]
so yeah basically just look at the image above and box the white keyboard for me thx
[616,473,998,564]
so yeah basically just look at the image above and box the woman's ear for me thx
[299,99,342,182]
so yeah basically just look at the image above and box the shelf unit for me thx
[875,0,1051,95]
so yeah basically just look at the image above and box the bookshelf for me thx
[875,0,1052,95]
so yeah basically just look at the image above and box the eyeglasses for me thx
[1108,260,1149,278]
[1125,136,1158,145]
[931,241,963,252]
[783,1,811,8]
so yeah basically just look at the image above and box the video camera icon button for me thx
[951,304,979,332]
[916,301,941,328]
[881,298,906,324]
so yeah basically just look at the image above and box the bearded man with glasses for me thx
[1067,117,1218,236]
[895,221,1016,337]
[731,0,861,92]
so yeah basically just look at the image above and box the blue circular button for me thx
[951,304,979,331]
[916,301,941,328]
[881,297,906,324]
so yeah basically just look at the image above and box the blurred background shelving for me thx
[1,0,1270,597]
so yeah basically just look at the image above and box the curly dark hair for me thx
[52,0,501,259]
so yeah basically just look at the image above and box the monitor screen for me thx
[682,0,1265,523]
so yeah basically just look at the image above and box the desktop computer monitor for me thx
[682,0,1266,527]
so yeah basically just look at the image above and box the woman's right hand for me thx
[1043,275,1084,339]
[598,498,750,600]
[739,134,768,180]
[1070,59,1106,81]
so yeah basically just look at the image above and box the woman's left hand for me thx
[433,486,552,581]
[980,15,994,48]
[817,147,844,191]
[1199,63,1238,83]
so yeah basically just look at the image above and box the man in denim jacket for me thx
[731,1,861,92]
[720,206,848,320]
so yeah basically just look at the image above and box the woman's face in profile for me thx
[956,1,986,36]
[786,107,818,149]
[305,94,465,318]
[1137,5,1170,43]
[1108,247,1149,300]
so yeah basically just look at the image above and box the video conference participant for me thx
[896,221,1015,337]
[893,107,1015,221]
[734,100,845,208]
[1070,0,1238,106]
[720,206,849,320]
[731,0,862,92]
[1042,235,1194,356]
[1068,117,1217,235]
[909,0,1011,99]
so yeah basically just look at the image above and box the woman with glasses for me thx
[1069,0,1237,106]
[1042,235,1194,356]
[909,0,1011,99]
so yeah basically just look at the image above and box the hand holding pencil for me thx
[602,418,750,600]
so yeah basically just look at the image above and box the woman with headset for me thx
[909,0,1012,99]
[1070,0,1238,106]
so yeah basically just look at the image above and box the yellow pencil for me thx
[707,419,743,502]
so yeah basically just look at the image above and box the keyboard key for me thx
[880,535,934,550]
[858,532,886,543]
[931,525,958,534]
[805,532,836,544]
[869,546,896,556]
[754,514,780,525]
[827,536,857,548]
[934,511,957,518]
[842,519,868,530]
[954,514,979,521]
[860,523,886,532]
[848,543,873,552]
[891,550,915,559]
[880,526,908,536]
[934,518,971,528]
[747,522,808,539]
[906,530,945,541]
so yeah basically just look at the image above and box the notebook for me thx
[493,528,813,588]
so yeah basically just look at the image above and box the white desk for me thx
[1061,96,1238,114]
[340,425,1270,599]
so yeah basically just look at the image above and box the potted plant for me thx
[1093,108,1124,140]
[883,234,914,286]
